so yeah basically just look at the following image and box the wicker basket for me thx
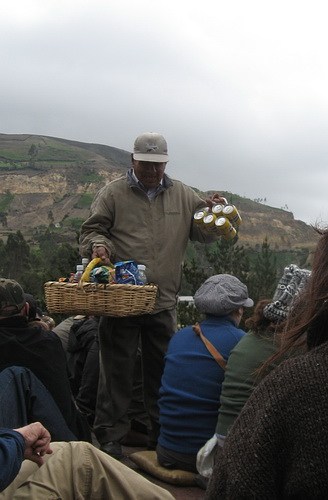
[44,281,158,317]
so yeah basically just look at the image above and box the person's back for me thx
[206,231,328,499]
[158,315,245,456]
[206,341,328,499]
[216,330,276,438]
[0,316,75,426]
[157,274,253,472]
[215,267,311,441]
[0,279,90,441]
[216,299,277,438]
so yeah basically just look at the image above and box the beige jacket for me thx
[80,171,219,313]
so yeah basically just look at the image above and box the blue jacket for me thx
[158,316,245,454]
[0,429,24,492]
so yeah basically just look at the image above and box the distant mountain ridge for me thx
[0,133,319,251]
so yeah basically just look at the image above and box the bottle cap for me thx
[138,264,146,270]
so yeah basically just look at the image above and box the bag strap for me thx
[193,322,227,371]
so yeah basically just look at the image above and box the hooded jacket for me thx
[0,316,90,441]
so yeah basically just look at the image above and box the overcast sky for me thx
[2,0,328,225]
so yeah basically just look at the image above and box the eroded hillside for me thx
[0,133,319,251]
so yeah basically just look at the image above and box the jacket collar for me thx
[126,168,173,194]
[203,315,238,327]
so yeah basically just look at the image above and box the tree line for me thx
[0,229,310,327]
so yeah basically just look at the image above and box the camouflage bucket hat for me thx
[0,278,26,317]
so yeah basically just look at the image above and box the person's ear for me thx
[23,302,30,317]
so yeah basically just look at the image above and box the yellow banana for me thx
[81,258,102,282]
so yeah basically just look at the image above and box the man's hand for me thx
[92,245,111,265]
[14,422,52,467]
[205,192,228,209]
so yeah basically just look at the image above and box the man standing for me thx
[80,132,225,459]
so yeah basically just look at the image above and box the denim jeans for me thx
[0,366,77,442]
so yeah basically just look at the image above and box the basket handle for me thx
[77,258,115,289]
[80,258,103,282]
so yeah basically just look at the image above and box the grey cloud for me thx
[1,1,328,225]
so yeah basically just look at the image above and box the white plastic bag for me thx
[196,433,218,478]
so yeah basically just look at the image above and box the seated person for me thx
[0,366,76,442]
[24,293,43,323]
[24,293,53,330]
[205,228,328,500]
[0,422,174,499]
[196,265,311,485]
[157,274,253,472]
[0,278,90,441]
[206,340,328,499]
[53,315,75,351]
[215,264,311,446]
[66,315,100,426]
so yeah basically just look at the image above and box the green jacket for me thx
[80,170,219,313]
[216,331,277,437]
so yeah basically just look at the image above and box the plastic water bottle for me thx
[73,264,84,282]
[137,264,148,285]
[82,258,89,271]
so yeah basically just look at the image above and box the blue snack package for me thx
[115,260,139,285]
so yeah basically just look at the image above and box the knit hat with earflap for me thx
[263,264,311,323]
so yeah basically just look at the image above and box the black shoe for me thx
[100,441,123,460]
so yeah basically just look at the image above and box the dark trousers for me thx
[67,325,100,426]
[126,345,150,433]
[0,366,77,442]
[73,339,99,424]
[94,309,176,446]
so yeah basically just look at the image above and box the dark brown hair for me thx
[245,299,276,336]
[247,299,288,379]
